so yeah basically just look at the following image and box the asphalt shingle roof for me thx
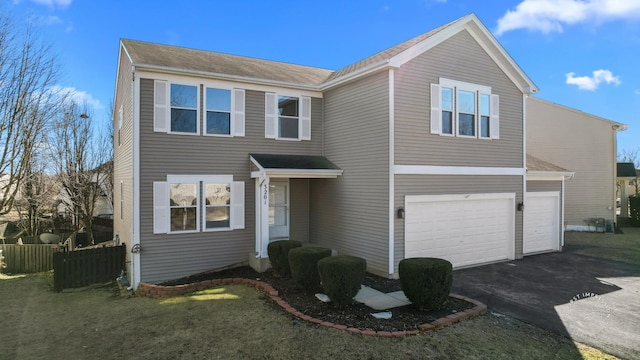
[527,154,570,173]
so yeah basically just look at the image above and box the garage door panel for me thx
[524,192,559,254]
[405,194,514,268]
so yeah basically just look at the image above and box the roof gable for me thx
[325,14,538,93]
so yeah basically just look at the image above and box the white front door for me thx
[269,179,289,239]
[523,192,560,254]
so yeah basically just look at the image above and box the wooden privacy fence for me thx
[0,244,57,273]
[53,245,126,292]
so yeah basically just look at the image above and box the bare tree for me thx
[0,11,62,216]
[51,101,111,244]
[14,151,59,237]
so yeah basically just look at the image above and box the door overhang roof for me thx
[250,154,343,179]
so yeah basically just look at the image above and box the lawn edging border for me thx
[137,279,486,337]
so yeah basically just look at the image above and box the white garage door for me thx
[524,192,560,254]
[404,193,515,268]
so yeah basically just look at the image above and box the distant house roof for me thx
[617,162,637,178]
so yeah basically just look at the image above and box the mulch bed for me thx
[160,266,473,332]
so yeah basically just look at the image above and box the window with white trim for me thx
[265,93,311,141]
[431,78,499,139]
[170,84,199,134]
[153,79,245,137]
[119,180,124,221]
[153,175,244,234]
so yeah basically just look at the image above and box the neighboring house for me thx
[527,97,627,231]
[114,14,572,288]
[617,162,637,218]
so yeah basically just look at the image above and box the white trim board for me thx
[394,165,525,176]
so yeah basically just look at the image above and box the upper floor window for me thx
[153,79,245,137]
[265,93,311,141]
[205,88,231,135]
[431,78,499,139]
[170,84,198,134]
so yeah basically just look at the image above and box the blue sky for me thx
[7,0,640,155]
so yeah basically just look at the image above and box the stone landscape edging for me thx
[137,279,487,337]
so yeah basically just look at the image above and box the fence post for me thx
[53,251,64,292]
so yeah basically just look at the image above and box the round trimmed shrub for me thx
[267,240,301,277]
[399,257,452,311]
[317,255,367,308]
[288,246,332,289]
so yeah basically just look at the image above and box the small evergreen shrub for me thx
[267,240,301,277]
[317,255,367,308]
[288,246,332,289]
[399,257,452,311]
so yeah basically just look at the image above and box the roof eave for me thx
[133,63,324,92]
[251,169,343,179]
[527,170,575,180]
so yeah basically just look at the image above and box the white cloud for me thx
[565,69,621,90]
[29,0,72,8]
[50,85,104,110]
[496,0,640,35]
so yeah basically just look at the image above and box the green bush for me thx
[317,255,367,308]
[267,240,301,277]
[288,246,332,289]
[399,257,452,311]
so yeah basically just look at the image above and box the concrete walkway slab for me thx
[355,286,410,310]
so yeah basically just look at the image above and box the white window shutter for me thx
[154,80,168,132]
[491,94,500,139]
[300,96,311,140]
[265,92,277,139]
[430,83,441,134]
[231,181,245,229]
[153,181,168,234]
[232,89,245,137]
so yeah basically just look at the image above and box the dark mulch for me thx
[160,266,473,332]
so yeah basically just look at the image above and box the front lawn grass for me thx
[565,227,640,266]
[0,272,615,359]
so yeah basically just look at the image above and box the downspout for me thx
[521,93,528,259]
[131,67,141,289]
[388,68,395,275]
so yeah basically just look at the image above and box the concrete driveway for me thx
[451,231,640,359]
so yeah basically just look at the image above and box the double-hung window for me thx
[153,175,244,234]
[170,84,199,134]
[431,78,499,139]
[153,79,245,136]
[205,88,231,135]
[264,93,311,141]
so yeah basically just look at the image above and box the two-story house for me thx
[114,14,570,288]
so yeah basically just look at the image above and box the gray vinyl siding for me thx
[394,30,523,167]
[394,174,524,273]
[113,47,134,270]
[527,180,561,193]
[527,98,616,225]
[310,71,390,275]
[138,79,322,284]
[290,179,310,242]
